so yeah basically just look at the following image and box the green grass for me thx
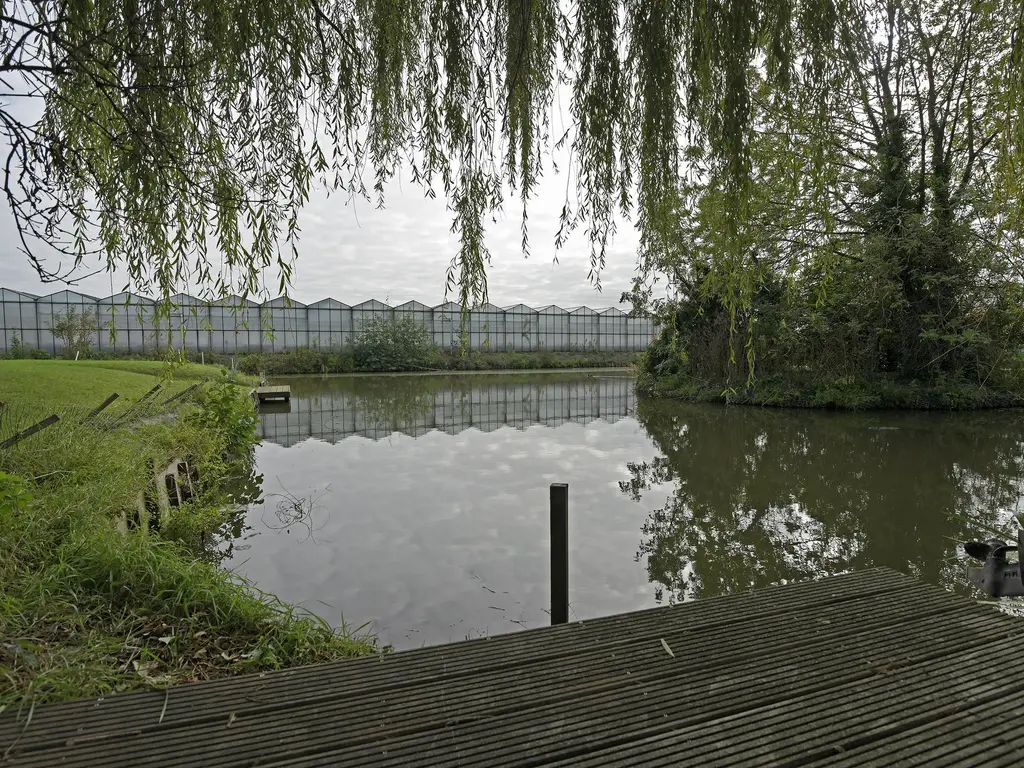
[637,370,1024,410]
[0,368,377,710]
[0,360,227,410]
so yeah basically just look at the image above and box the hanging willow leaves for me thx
[0,0,1021,313]
[638,0,1024,393]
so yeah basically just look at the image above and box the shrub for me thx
[237,354,263,375]
[28,348,51,359]
[6,332,26,359]
[188,373,260,456]
[351,316,438,372]
[285,346,331,374]
[49,306,98,359]
[327,351,356,372]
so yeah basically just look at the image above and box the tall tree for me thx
[640,0,1024,386]
[1,1,1021,308]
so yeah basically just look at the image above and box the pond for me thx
[223,372,1024,651]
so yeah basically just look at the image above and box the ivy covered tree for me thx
[1,1,1021,320]
[636,0,1024,399]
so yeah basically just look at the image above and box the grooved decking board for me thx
[2,568,1021,767]
[255,385,291,402]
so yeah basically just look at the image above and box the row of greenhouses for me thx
[0,289,657,354]
[259,376,638,446]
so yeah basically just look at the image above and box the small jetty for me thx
[254,384,291,404]
[3,567,1023,766]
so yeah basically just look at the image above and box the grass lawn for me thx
[0,360,230,410]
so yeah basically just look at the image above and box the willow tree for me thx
[1,0,1022,312]
[636,0,1024,392]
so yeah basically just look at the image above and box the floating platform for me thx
[254,385,290,403]
[3,568,1023,766]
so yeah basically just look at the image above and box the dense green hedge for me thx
[4,344,637,374]
[636,354,1024,411]
[234,347,637,376]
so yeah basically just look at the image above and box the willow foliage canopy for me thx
[1,0,1022,309]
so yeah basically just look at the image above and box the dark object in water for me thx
[964,538,1018,562]
[964,529,1024,597]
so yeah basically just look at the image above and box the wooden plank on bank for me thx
[162,383,201,406]
[2,568,1023,766]
[0,414,59,449]
[138,384,163,402]
[108,385,163,427]
[86,392,119,419]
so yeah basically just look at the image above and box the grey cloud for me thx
[0,158,641,309]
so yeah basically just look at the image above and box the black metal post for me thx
[550,483,569,625]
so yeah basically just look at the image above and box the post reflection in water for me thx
[233,372,1024,650]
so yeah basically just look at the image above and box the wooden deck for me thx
[254,384,291,403]
[3,568,1023,766]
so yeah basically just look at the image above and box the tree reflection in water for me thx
[623,399,1024,604]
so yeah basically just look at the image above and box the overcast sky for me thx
[0,160,643,310]
[0,62,653,310]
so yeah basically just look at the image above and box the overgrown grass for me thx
[73,360,220,380]
[0,370,377,710]
[637,367,1024,410]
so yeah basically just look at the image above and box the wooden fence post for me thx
[162,383,201,406]
[87,393,119,419]
[0,414,60,449]
[550,483,569,625]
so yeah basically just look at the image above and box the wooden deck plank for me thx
[507,641,1024,768]
[802,698,1020,768]
[274,638,1024,768]
[695,660,1019,766]
[12,593,990,768]
[2,568,1022,767]
[255,385,291,402]
[0,567,911,749]
[0,570,926,754]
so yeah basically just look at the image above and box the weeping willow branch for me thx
[0,0,1019,313]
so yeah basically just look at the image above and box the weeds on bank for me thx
[0,377,376,710]
[636,365,1024,411]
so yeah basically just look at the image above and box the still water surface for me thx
[224,372,1024,650]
